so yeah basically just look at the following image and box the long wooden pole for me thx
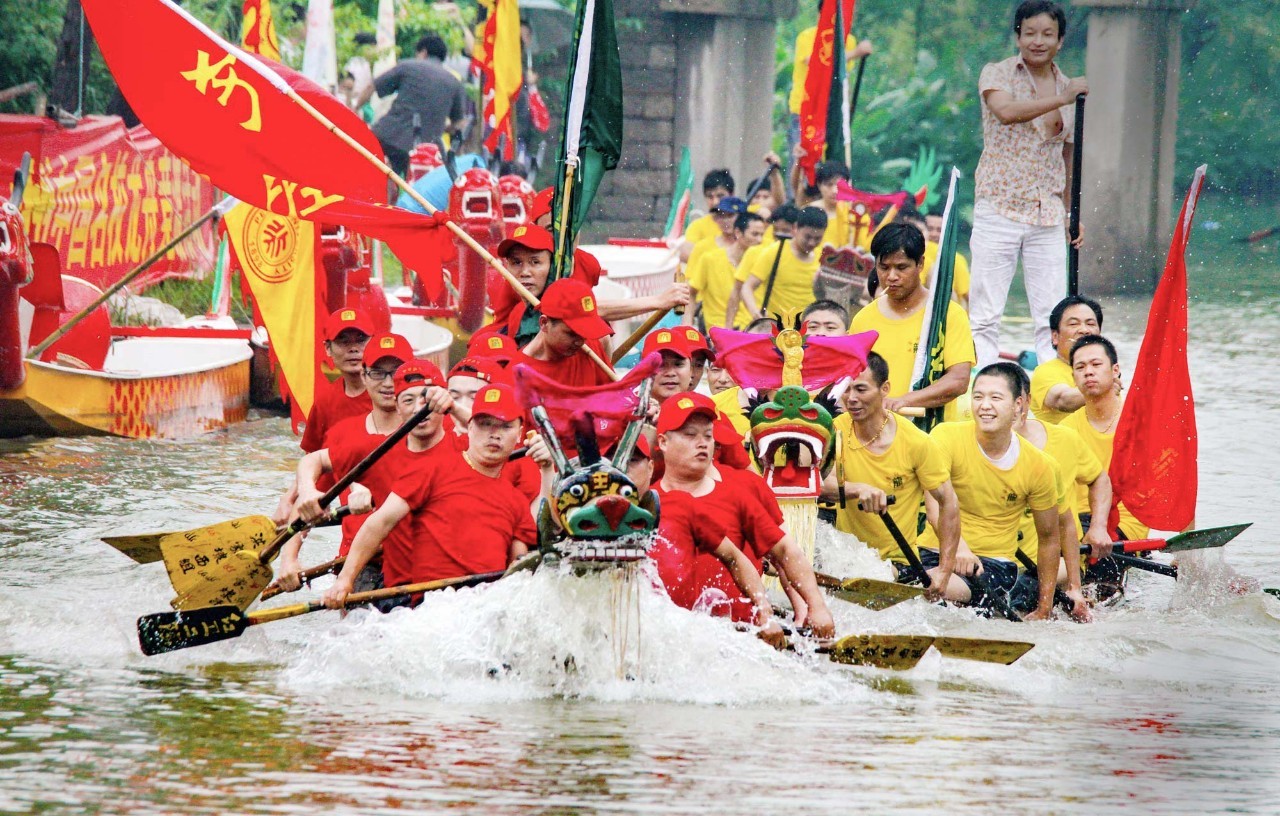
[282,87,617,380]
[1068,94,1085,296]
[26,203,223,360]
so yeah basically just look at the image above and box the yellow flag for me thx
[241,0,281,62]
[223,203,318,422]
[482,0,523,157]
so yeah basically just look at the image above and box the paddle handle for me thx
[1106,552,1177,578]
[1078,539,1164,558]
[1068,93,1085,296]
[248,570,508,625]
[258,404,433,564]
[260,555,347,601]
[281,85,616,381]
[877,500,930,589]
[611,306,668,364]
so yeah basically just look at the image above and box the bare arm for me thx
[741,274,764,318]
[892,362,972,410]
[355,82,376,108]
[597,284,690,321]
[926,480,960,581]
[711,539,774,629]
[1083,471,1114,557]
[983,87,1069,126]
[320,493,410,608]
[292,449,334,522]
[724,280,746,329]
[1043,382,1085,413]
[767,535,835,638]
[1025,506,1061,619]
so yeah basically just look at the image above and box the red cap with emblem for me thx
[655,391,719,434]
[497,223,554,257]
[448,356,513,386]
[641,328,690,359]
[529,187,555,222]
[467,332,517,363]
[679,326,715,361]
[539,278,613,340]
[324,307,375,341]
[362,333,415,367]
[470,383,524,422]
[393,360,445,396]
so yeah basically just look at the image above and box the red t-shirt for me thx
[513,339,614,389]
[300,377,371,453]
[647,489,729,609]
[391,450,538,585]
[655,475,785,622]
[326,415,404,556]
[501,454,542,504]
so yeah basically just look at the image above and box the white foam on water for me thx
[280,561,875,706]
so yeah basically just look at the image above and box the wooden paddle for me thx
[816,633,1034,670]
[103,506,352,565]
[137,570,506,656]
[807,568,925,610]
[160,404,433,611]
[260,555,346,601]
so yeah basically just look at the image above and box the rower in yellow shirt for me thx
[678,168,735,261]
[725,206,801,340]
[917,363,1061,619]
[821,353,960,600]
[741,206,826,320]
[685,208,763,330]
[1030,295,1103,424]
[847,223,975,421]
[1009,365,1115,620]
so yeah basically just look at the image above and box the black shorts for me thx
[918,548,1018,611]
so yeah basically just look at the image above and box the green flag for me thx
[550,0,623,282]
[663,146,694,239]
[910,167,961,432]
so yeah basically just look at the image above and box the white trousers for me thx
[968,200,1067,368]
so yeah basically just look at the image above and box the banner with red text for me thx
[0,114,215,291]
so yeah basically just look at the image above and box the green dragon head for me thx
[748,384,836,498]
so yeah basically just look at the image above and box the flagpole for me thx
[281,85,617,380]
[554,161,577,271]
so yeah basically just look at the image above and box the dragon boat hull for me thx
[0,335,251,439]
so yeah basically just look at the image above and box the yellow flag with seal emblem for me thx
[223,202,323,428]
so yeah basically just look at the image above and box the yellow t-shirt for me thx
[748,242,819,318]
[1029,356,1077,425]
[688,248,753,329]
[832,413,949,563]
[1059,408,1150,540]
[711,386,751,438]
[684,213,719,245]
[848,297,976,420]
[686,236,725,277]
[821,202,851,249]
[919,422,1058,561]
[920,241,971,300]
[789,28,859,115]
[737,241,778,285]
[1016,421,1102,562]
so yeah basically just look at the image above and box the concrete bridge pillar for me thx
[1075,0,1190,294]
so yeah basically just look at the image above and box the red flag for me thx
[514,354,662,454]
[1109,165,1206,532]
[81,0,455,296]
[797,0,854,186]
[707,327,877,393]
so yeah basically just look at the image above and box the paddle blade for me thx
[159,515,277,610]
[831,578,925,611]
[137,605,247,656]
[826,634,935,670]
[101,532,166,564]
[1162,523,1251,553]
[933,636,1035,665]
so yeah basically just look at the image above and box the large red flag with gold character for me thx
[1109,165,1206,532]
[241,0,280,61]
[797,0,855,186]
[81,0,455,296]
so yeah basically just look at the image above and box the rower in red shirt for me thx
[516,278,616,388]
[299,308,376,453]
[652,392,835,638]
[466,332,518,366]
[322,383,537,610]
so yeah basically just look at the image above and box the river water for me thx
[2,227,1279,814]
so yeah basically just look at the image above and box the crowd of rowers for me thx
[269,177,1141,648]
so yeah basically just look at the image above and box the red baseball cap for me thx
[539,278,613,340]
[530,187,555,222]
[448,356,512,386]
[641,328,691,359]
[470,383,524,422]
[325,307,375,341]
[655,391,719,434]
[678,326,715,361]
[467,332,518,363]
[712,413,743,446]
[497,223,555,257]
[362,332,415,367]
[393,360,446,396]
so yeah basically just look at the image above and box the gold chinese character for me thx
[181,50,263,132]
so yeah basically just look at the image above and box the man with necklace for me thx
[823,351,962,601]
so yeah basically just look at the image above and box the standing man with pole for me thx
[968,0,1087,368]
